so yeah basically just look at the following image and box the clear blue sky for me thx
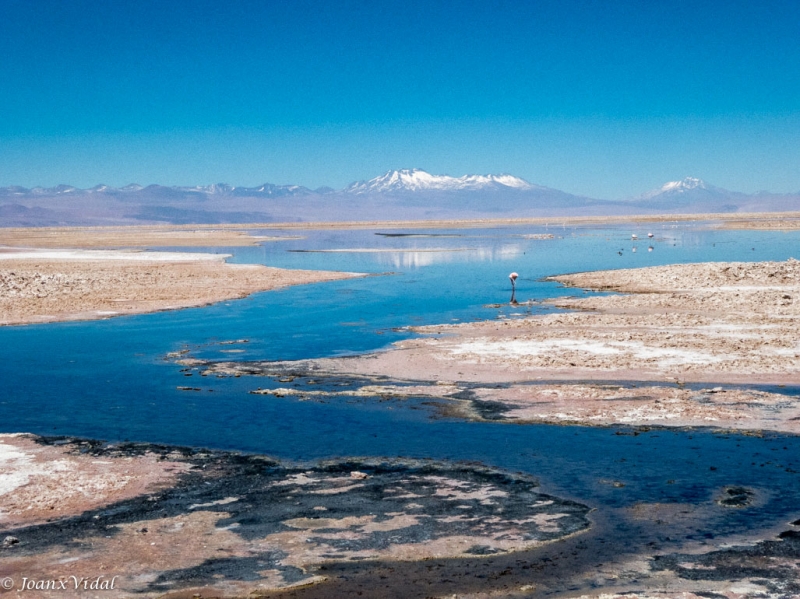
[1,0,799,198]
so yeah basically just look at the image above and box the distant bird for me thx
[631,234,638,240]
[509,272,519,305]
[618,250,623,256]
[647,232,654,238]
[648,245,654,252]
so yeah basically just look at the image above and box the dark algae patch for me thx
[0,435,591,596]
[717,485,756,508]
[652,530,800,596]
[150,554,309,590]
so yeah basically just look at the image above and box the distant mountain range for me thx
[0,181,315,200]
[0,170,797,226]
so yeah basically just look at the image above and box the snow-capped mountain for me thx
[344,169,534,194]
[28,184,78,195]
[233,183,311,197]
[629,177,753,212]
[639,177,711,200]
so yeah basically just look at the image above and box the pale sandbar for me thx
[0,248,361,326]
[0,225,298,248]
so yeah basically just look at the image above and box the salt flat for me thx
[0,247,362,326]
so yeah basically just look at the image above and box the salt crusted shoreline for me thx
[295,259,800,433]
[0,226,290,248]
[3,435,800,599]
[0,434,591,598]
[0,248,362,326]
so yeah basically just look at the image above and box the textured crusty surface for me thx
[0,434,187,529]
[0,434,590,598]
[9,434,799,599]
[0,249,361,326]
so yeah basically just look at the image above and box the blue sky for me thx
[1,0,799,198]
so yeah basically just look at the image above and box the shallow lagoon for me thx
[2,222,800,552]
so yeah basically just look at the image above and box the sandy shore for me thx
[257,210,800,231]
[718,218,800,230]
[243,259,800,434]
[0,226,297,248]
[237,210,800,230]
[0,248,361,326]
[217,209,800,231]
[5,211,799,237]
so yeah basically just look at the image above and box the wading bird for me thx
[509,272,519,305]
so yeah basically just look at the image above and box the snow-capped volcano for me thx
[629,176,755,211]
[344,169,534,194]
[640,177,709,199]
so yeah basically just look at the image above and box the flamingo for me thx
[509,272,519,305]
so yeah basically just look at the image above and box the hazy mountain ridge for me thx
[1,171,797,226]
[626,176,796,213]
[0,182,315,199]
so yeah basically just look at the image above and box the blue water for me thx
[2,223,800,539]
